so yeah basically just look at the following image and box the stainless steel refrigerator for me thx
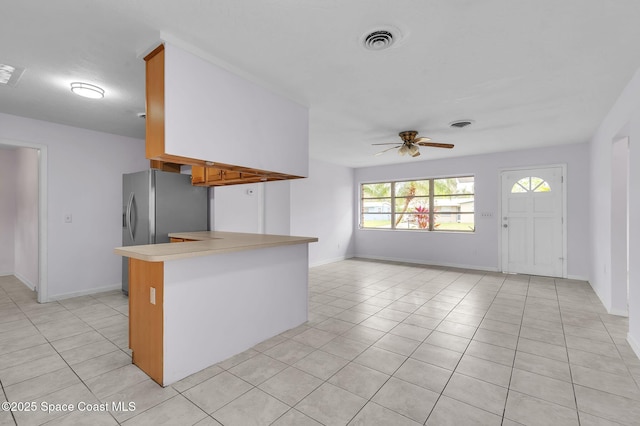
[122,169,208,294]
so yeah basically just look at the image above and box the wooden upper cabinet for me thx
[145,45,166,161]
[190,165,293,186]
[143,43,309,187]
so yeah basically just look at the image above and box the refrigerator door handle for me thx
[126,192,135,241]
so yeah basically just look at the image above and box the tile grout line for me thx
[29,294,128,424]
[3,265,638,425]
[337,267,458,425]
[0,377,18,426]
[420,272,509,424]
[554,277,583,426]
[501,274,530,425]
[322,268,506,424]
[558,277,640,425]
[0,286,138,425]
[271,271,426,425]
[259,265,455,425]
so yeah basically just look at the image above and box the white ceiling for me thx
[2,1,640,167]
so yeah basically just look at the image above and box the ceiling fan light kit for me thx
[373,130,454,158]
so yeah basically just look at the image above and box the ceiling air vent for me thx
[449,120,474,129]
[0,63,25,87]
[363,30,395,51]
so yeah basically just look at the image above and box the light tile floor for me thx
[1,259,640,425]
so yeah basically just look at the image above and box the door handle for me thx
[126,192,135,241]
[503,224,508,228]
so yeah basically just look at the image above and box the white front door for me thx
[501,167,565,277]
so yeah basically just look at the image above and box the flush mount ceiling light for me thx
[70,82,105,99]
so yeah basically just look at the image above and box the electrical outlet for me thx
[64,214,72,223]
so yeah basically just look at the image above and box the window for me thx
[360,176,475,232]
[511,176,551,193]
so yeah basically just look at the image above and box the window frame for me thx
[359,175,475,233]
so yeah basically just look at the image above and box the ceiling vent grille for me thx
[449,120,474,129]
[0,64,25,87]
[363,30,395,51]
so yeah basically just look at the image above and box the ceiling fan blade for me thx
[416,142,455,149]
[374,145,401,156]
[371,142,402,146]
[413,137,431,143]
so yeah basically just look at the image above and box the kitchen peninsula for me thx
[114,231,317,386]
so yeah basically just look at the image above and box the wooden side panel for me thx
[191,165,206,184]
[145,45,165,160]
[150,160,181,173]
[129,258,164,385]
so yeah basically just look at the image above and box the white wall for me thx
[588,67,640,356]
[291,159,355,266]
[213,183,263,233]
[213,181,292,234]
[0,149,16,275]
[0,113,148,300]
[212,159,356,267]
[354,143,590,278]
[13,148,39,288]
[264,180,291,235]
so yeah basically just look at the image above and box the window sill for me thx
[358,227,475,234]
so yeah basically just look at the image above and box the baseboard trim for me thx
[14,272,36,291]
[0,272,15,277]
[609,308,629,317]
[628,333,640,360]
[587,282,619,317]
[310,255,353,268]
[48,284,122,302]
[590,284,608,309]
[567,274,589,281]
[354,255,500,272]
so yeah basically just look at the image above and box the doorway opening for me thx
[0,139,48,303]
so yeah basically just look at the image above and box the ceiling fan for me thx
[373,130,454,157]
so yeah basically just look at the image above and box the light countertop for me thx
[114,231,318,262]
